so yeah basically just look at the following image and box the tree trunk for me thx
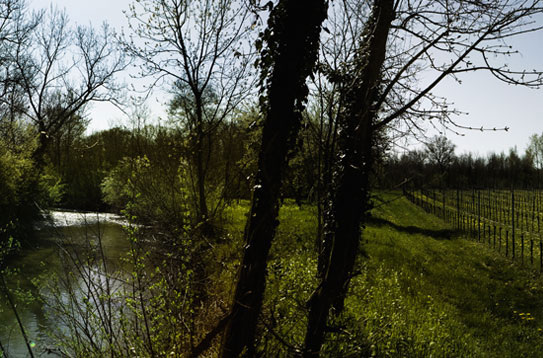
[220,1,328,356]
[304,1,394,356]
[316,96,339,279]
[195,94,209,223]
[33,120,49,170]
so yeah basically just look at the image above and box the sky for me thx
[30,0,543,157]
[426,28,543,157]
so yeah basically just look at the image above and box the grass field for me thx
[219,192,543,357]
[360,192,543,357]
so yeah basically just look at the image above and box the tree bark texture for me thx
[220,1,328,357]
[304,1,395,356]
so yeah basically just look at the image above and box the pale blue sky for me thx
[427,26,543,157]
[32,0,543,157]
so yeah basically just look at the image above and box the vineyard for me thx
[404,187,543,271]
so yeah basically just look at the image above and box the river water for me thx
[0,211,129,357]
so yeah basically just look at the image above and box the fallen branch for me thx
[190,311,232,358]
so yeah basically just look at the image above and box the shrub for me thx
[101,156,191,232]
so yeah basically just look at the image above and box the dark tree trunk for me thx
[194,94,209,223]
[196,131,208,220]
[304,1,394,356]
[316,99,339,278]
[220,1,328,356]
[33,121,49,170]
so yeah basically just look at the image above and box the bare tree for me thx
[305,0,543,355]
[0,0,38,138]
[121,0,255,224]
[9,6,126,167]
[425,135,456,184]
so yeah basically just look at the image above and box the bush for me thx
[101,156,191,232]
[0,134,41,241]
[39,165,66,207]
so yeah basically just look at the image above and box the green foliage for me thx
[98,116,258,230]
[100,158,134,211]
[38,166,66,207]
[0,125,42,241]
[47,126,135,211]
[101,155,191,231]
[0,147,34,205]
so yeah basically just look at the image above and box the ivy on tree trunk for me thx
[220,1,328,356]
[304,1,395,356]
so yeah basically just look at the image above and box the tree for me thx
[527,133,543,186]
[305,0,543,355]
[305,1,395,354]
[220,1,328,356]
[385,149,429,188]
[528,134,543,169]
[426,136,455,171]
[167,83,240,220]
[506,146,536,188]
[425,135,456,186]
[304,0,370,258]
[121,0,254,225]
[10,7,125,168]
[0,120,38,240]
[0,0,39,159]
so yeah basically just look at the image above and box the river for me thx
[0,210,129,357]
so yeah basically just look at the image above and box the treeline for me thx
[24,107,336,218]
[1,100,329,237]
[57,120,254,211]
[383,135,541,189]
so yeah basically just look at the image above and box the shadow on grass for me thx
[367,216,462,241]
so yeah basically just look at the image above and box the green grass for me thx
[350,193,543,357]
[220,193,543,357]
